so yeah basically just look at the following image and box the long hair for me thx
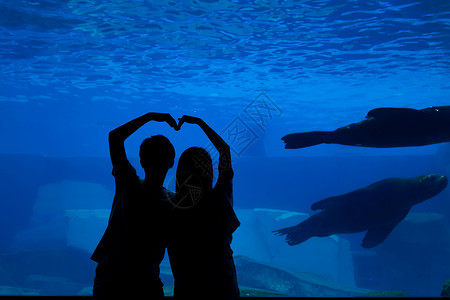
[174,147,213,208]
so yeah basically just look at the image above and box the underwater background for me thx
[1,0,450,296]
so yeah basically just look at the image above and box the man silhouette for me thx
[91,112,177,299]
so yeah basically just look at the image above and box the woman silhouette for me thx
[168,115,240,300]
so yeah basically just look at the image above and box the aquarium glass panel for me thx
[1,0,450,297]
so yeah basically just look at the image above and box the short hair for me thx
[139,135,175,165]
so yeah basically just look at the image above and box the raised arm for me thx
[109,112,178,168]
[177,115,231,174]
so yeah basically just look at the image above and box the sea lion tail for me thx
[281,131,329,149]
[273,224,310,246]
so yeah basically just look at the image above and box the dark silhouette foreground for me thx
[91,112,177,299]
[168,115,240,300]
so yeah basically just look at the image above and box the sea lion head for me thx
[410,174,448,205]
[422,106,450,119]
[425,106,450,113]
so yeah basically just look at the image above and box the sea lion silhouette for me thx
[282,106,450,148]
[273,174,448,248]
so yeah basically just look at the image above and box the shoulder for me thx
[162,188,175,200]
[112,161,138,184]
[218,168,234,182]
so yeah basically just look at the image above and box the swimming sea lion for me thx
[273,174,448,248]
[282,106,450,148]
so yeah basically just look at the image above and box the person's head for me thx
[176,147,213,196]
[139,135,175,174]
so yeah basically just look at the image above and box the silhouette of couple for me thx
[91,113,240,300]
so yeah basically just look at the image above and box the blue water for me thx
[1,0,450,296]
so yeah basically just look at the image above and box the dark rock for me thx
[361,290,410,297]
[234,255,370,297]
[238,286,285,297]
[441,278,450,297]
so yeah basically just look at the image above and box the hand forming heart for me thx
[176,115,201,131]
[163,114,201,131]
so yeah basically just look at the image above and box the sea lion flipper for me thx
[273,223,311,246]
[361,224,397,248]
[281,131,330,149]
[366,107,422,119]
